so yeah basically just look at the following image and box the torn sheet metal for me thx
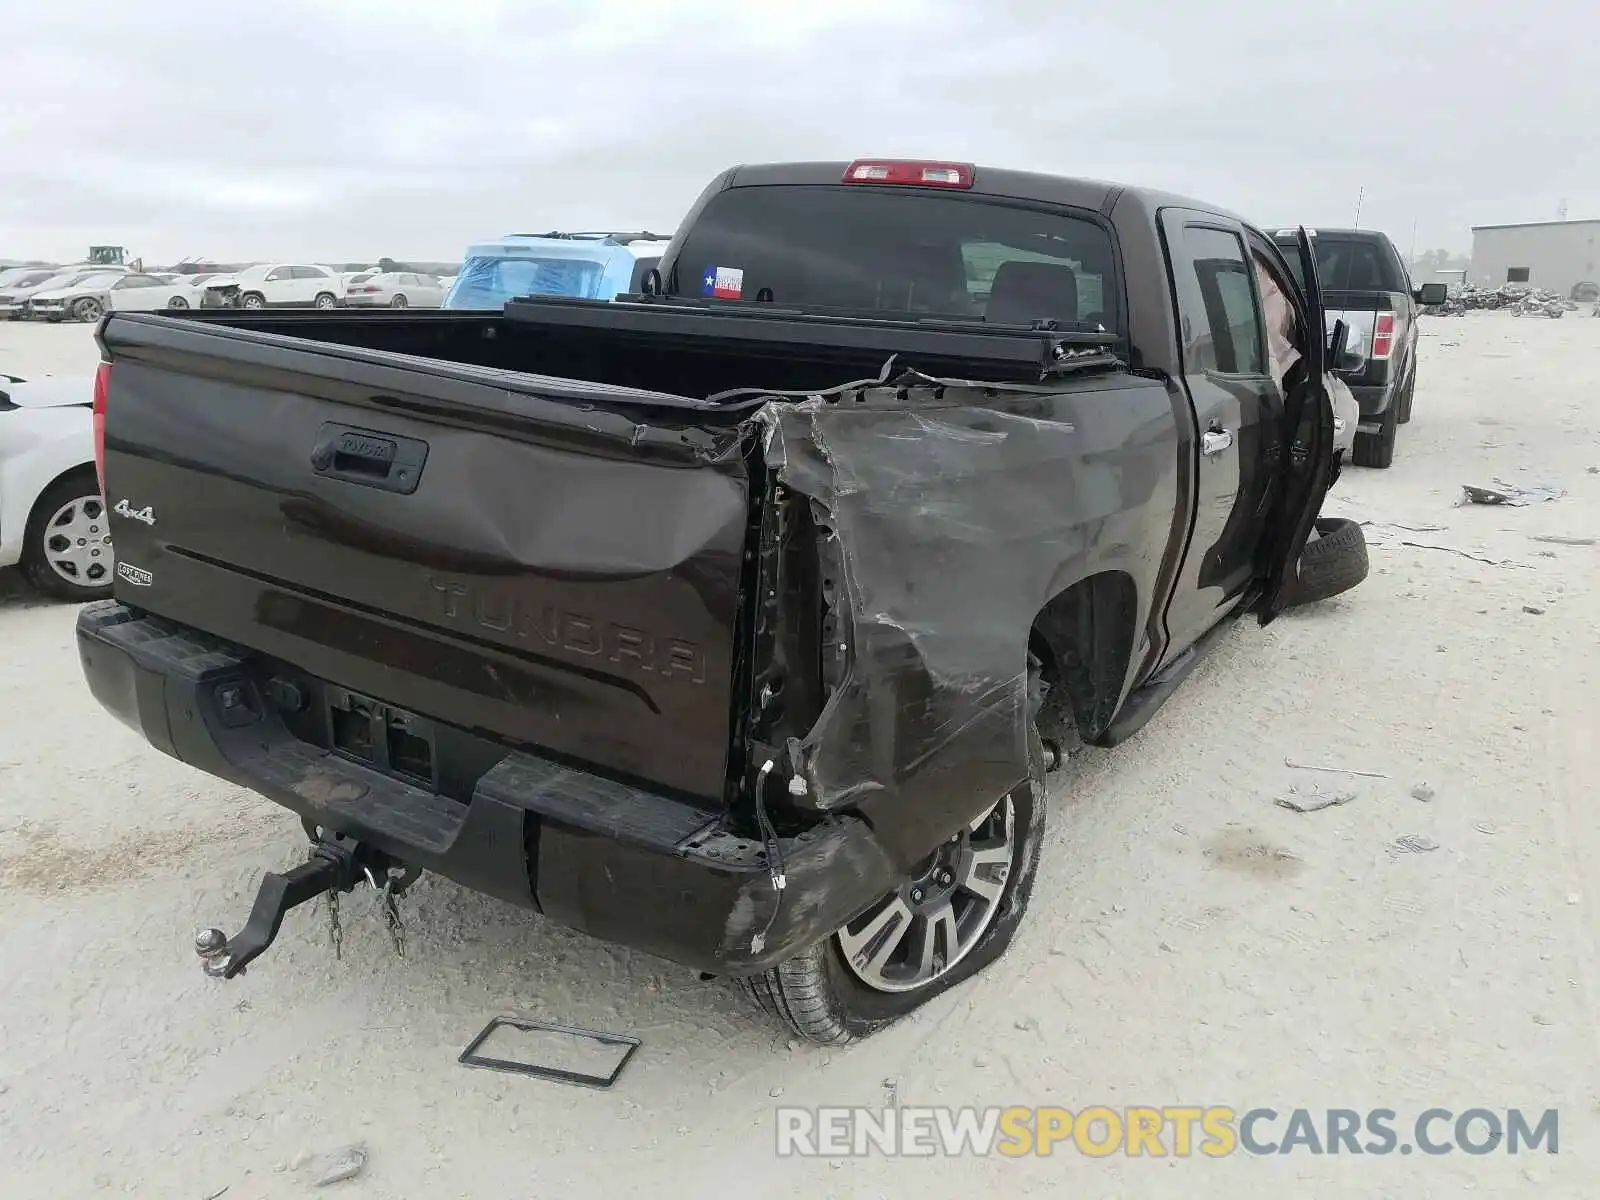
[755,367,1179,850]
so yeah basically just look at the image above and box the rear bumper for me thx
[76,602,897,975]
[1350,380,1395,422]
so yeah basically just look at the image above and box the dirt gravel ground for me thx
[2,314,1597,1197]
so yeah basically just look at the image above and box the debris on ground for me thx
[292,1143,368,1188]
[1523,605,1546,615]
[1529,534,1596,546]
[1396,540,1514,566]
[1410,784,1436,802]
[1284,758,1387,779]
[1275,788,1357,814]
[1460,480,1566,507]
[1424,284,1574,318]
[1389,835,1440,855]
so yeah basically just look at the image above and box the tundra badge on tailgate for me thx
[113,498,156,526]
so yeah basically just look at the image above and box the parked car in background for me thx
[27,272,198,322]
[0,266,60,290]
[182,273,230,293]
[344,271,446,308]
[1271,227,1446,469]
[0,372,109,600]
[1,270,85,318]
[444,231,671,309]
[201,263,343,310]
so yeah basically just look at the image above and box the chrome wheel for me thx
[167,296,189,309]
[74,298,103,322]
[837,795,1016,993]
[314,293,336,309]
[241,294,264,310]
[41,495,112,589]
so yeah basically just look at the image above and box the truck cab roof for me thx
[708,160,1243,226]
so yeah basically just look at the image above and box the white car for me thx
[26,272,197,322]
[210,263,344,310]
[0,270,84,318]
[343,271,447,308]
[0,372,110,600]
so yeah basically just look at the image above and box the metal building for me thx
[1469,219,1600,298]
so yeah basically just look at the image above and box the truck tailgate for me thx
[1320,290,1386,359]
[97,315,751,802]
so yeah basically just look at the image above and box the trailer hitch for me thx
[194,833,414,979]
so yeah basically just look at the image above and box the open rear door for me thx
[1259,226,1335,622]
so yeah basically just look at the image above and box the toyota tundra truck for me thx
[78,159,1366,1044]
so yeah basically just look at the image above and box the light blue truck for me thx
[444,231,672,309]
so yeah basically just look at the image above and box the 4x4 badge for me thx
[114,499,156,526]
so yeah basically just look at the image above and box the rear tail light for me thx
[1371,312,1395,359]
[842,159,975,189]
[92,361,110,493]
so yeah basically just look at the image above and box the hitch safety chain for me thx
[194,836,414,980]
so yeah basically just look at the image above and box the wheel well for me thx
[1028,571,1139,744]
[28,462,99,521]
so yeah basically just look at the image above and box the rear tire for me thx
[20,468,114,602]
[391,294,408,309]
[740,733,1049,1044]
[314,292,337,310]
[1280,517,1369,607]
[1351,390,1399,468]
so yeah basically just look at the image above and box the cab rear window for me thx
[1273,234,1407,294]
[448,256,605,309]
[669,185,1119,331]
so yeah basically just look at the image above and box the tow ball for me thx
[194,832,417,979]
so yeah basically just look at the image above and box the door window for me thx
[1177,227,1265,376]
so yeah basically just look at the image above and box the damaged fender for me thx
[754,368,1180,869]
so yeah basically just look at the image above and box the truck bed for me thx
[95,303,1122,808]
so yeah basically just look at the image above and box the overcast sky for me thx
[2,0,1593,264]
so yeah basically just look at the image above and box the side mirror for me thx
[1416,282,1449,306]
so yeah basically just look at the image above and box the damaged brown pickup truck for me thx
[79,159,1366,1043]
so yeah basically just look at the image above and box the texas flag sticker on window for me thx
[701,265,744,300]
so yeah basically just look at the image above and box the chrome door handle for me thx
[1201,428,1234,456]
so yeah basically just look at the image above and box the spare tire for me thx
[1282,517,1369,607]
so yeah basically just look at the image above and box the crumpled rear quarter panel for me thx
[758,373,1179,865]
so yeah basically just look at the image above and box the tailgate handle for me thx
[311,423,429,495]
